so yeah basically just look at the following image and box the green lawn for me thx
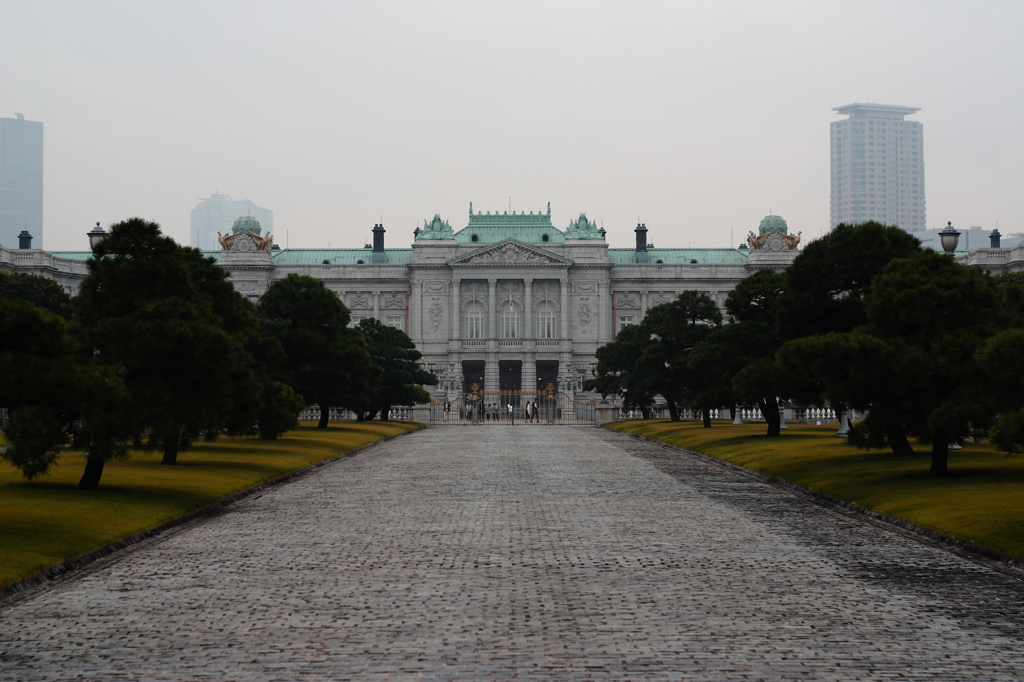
[607,419,1024,561]
[0,421,421,590]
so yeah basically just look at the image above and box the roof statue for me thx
[565,213,603,240]
[747,215,800,251]
[218,215,273,252]
[416,214,455,240]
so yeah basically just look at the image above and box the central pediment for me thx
[449,239,573,267]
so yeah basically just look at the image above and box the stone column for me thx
[488,278,497,340]
[597,281,608,343]
[416,281,424,341]
[560,278,569,340]
[372,292,380,321]
[640,291,647,321]
[523,278,533,339]
[451,278,460,340]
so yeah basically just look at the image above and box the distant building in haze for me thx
[191,193,273,250]
[830,103,925,232]
[0,114,44,249]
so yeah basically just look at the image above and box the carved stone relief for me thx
[347,293,370,309]
[424,281,448,293]
[578,302,592,326]
[383,294,404,309]
[616,292,638,309]
[428,301,444,331]
[572,280,598,293]
[455,242,562,265]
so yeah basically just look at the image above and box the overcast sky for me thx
[3,0,1022,251]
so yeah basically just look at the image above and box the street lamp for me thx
[87,222,107,250]
[939,221,961,254]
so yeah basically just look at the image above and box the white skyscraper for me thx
[0,114,44,249]
[830,103,926,232]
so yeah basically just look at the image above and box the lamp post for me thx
[589,358,610,405]
[939,221,961,255]
[87,222,107,250]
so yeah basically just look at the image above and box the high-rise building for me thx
[830,103,925,232]
[190,193,273,250]
[0,114,44,249]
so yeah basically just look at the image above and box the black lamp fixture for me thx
[87,222,107,250]
[939,221,961,254]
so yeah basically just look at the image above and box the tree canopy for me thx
[586,291,721,422]
[258,274,379,428]
[353,318,437,420]
[0,270,73,319]
[74,218,269,476]
[777,221,921,340]
[692,268,787,435]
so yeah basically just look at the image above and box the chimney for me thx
[372,223,386,263]
[18,230,32,250]
[990,229,1001,249]
[635,222,649,263]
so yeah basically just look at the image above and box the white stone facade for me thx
[1,208,803,396]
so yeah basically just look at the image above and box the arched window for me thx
[464,301,485,338]
[536,301,557,338]
[541,234,550,242]
[500,304,521,338]
[471,234,479,242]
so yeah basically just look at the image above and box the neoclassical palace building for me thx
[2,204,816,395]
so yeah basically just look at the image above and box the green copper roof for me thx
[49,251,93,261]
[49,250,222,262]
[608,248,750,265]
[758,214,788,234]
[453,202,566,244]
[271,249,412,265]
[232,215,262,235]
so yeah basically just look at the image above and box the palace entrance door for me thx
[535,360,559,394]
[462,360,485,394]
[499,360,522,393]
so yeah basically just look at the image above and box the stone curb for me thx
[0,425,423,604]
[613,428,1024,577]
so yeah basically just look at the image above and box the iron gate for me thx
[430,391,595,425]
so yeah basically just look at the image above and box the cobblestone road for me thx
[3,427,1024,681]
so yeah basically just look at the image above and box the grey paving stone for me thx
[2,426,1023,680]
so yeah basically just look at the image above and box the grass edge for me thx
[0,423,423,604]
[607,424,1024,576]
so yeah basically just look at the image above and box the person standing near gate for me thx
[525,401,532,423]
[508,402,514,425]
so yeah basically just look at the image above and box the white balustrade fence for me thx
[300,405,413,422]
[609,403,842,424]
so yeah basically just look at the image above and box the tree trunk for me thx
[701,405,712,429]
[760,396,781,437]
[883,416,914,456]
[666,401,680,422]
[355,411,365,422]
[162,436,179,465]
[317,408,330,429]
[379,404,392,421]
[931,435,949,477]
[365,408,380,422]
[640,405,651,420]
[78,449,105,490]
